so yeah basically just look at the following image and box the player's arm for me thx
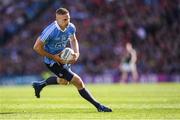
[69,34,80,63]
[33,37,65,64]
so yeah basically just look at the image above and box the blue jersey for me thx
[39,21,76,64]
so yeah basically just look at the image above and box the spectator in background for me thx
[0,0,179,78]
[119,42,138,83]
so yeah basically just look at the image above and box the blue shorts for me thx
[45,63,74,81]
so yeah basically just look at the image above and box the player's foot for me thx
[97,105,112,112]
[32,82,44,98]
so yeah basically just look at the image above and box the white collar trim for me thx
[55,21,67,32]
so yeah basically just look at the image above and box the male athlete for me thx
[119,42,138,83]
[32,8,112,112]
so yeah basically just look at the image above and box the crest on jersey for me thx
[61,35,67,41]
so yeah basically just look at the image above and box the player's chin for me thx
[65,23,69,27]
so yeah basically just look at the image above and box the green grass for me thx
[0,83,180,120]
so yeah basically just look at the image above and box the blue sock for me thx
[38,76,58,88]
[78,88,100,108]
[45,76,58,85]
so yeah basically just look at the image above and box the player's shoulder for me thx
[68,22,76,29]
[39,21,56,40]
[42,21,56,33]
[67,22,76,33]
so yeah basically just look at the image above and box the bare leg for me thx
[132,70,138,83]
[120,71,128,83]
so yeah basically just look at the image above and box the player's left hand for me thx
[68,53,79,64]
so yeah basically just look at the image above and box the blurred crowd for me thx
[0,0,179,76]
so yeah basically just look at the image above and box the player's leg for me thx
[57,78,69,85]
[131,64,138,83]
[132,69,138,83]
[32,63,69,98]
[120,63,129,83]
[121,71,128,83]
[32,76,69,98]
[70,73,112,112]
[33,63,112,112]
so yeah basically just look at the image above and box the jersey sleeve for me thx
[69,23,76,37]
[39,24,55,43]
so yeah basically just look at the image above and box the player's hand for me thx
[68,53,79,64]
[53,54,66,64]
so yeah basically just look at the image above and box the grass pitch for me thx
[0,83,180,120]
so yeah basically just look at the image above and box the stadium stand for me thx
[0,0,179,79]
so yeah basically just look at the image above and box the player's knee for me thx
[57,78,69,85]
[71,75,84,89]
[61,81,69,85]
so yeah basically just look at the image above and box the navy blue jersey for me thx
[39,21,76,64]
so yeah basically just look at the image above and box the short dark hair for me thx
[56,8,69,15]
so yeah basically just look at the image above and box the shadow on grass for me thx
[0,112,16,114]
[0,109,99,114]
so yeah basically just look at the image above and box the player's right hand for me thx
[68,52,79,64]
[53,54,66,64]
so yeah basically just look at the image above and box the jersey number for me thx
[55,42,65,48]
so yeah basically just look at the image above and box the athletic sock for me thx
[45,76,58,85]
[38,76,58,88]
[36,80,46,88]
[78,88,100,108]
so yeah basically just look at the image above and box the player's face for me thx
[56,13,70,29]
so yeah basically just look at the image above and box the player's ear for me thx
[55,14,60,21]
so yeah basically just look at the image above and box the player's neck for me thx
[60,26,66,31]
[55,21,67,32]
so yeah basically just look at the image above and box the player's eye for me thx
[64,18,70,21]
